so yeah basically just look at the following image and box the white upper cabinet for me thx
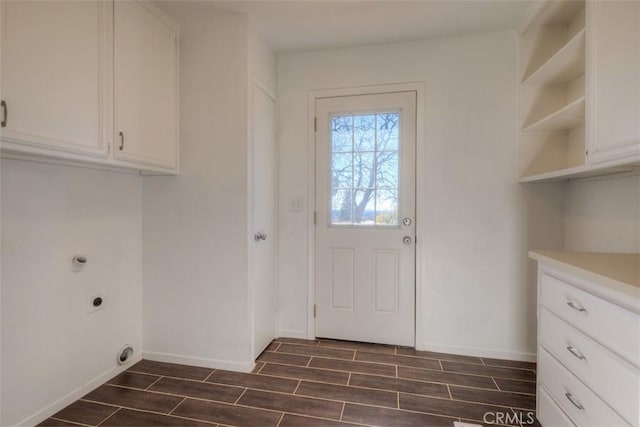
[114,2,179,170]
[587,0,640,164]
[0,1,179,174]
[0,1,111,158]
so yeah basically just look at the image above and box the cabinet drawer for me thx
[539,271,640,367]
[540,308,639,425]
[538,348,631,427]
[538,385,575,427]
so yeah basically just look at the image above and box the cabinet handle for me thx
[565,392,584,410]
[119,131,124,151]
[566,300,586,312]
[566,345,587,361]
[1,100,7,128]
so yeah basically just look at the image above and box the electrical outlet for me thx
[288,196,304,212]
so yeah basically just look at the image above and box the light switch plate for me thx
[288,196,304,212]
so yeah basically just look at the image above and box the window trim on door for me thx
[306,82,426,349]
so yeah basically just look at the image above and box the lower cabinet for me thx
[535,261,639,427]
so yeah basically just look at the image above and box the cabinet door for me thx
[587,1,640,164]
[0,1,110,158]
[114,1,178,170]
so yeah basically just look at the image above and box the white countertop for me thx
[529,250,640,311]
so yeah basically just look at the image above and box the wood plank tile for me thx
[396,347,483,364]
[482,357,537,371]
[82,385,183,413]
[258,363,350,385]
[238,389,343,419]
[511,409,542,427]
[441,361,536,381]
[108,371,161,389]
[450,386,536,410]
[295,381,397,408]
[318,340,396,354]
[36,418,86,427]
[266,342,281,351]
[279,414,361,427]
[258,350,311,366]
[172,398,282,427]
[101,408,217,426]
[342,403,457,427]
[309,357,396,377]
[206,370,298,393]
[494,378,536,395]
[349,373,449,398]
[149,377,244,403]
[50,400,118,426]
[129,359,214,381]
[277,343,354,360]
[355,351,441,370]
[398,366,497,389]
[274,338,319,346]
[252,361,266,374]
[399,392,511,422]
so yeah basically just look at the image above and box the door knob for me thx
[402,236,412,245]
[254,232,267,242]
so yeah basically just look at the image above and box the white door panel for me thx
[315,91,416,346]
[252,83,277,359]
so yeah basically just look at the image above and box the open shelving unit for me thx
[518,0,588,181]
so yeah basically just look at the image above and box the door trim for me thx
[306,82,426,349]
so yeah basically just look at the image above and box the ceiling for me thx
[159,1,534,53]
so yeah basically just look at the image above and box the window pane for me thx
[332,116,352,152]
[376,189,398,225]
[331,188,352,224]
[332,152,352,188]
[376,151,398,188]
[377,113,399,151]
[353,151,375,189]
[354,115,376,151]
[353,189,376,225]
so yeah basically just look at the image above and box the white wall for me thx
[564,174,640,253]
[1,159,142,426]
[142,12,255,371]
[277,31,565,360]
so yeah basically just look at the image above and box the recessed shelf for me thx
[522,29,585,86]
[523,96,585,132]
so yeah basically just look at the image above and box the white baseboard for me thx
[277,329,309,339]
[142,351,254,373]
[17,354,142,427]
[419,342,536,363]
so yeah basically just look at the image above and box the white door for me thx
[315,91,416,347]
[114,1,178,170]
[0,0,110,157]
[252,82,278,358]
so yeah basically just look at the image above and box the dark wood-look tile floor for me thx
[39,339,539,427]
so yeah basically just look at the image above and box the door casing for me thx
[306,82,426,349]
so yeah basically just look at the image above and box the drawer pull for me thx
[566,300,587,312]
[565,392,585,410]
[566,345,587,360]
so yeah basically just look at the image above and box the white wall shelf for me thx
[523,96,585,132]
[522,29,585,86]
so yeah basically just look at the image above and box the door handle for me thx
[254,232,267,242]
[119,131,124,151]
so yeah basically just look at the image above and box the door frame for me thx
[306,82,426,349]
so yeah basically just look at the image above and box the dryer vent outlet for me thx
[117,345,134,365]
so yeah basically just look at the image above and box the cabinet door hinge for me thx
[107,143,111,154]
[313,304,316,318]
[314,211,317,225]
[314,117,317,132]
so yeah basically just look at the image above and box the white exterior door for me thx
[315,91,416,347]
[252,82,278,359]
